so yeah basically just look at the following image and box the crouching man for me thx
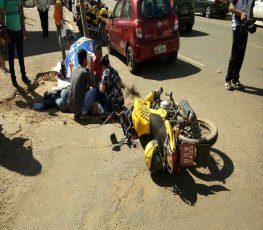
[69,49,96,117]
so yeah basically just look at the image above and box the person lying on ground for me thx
[33,86,70,112]
[68,49,96,116]
[96,54,125,112]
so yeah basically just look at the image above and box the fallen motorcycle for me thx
[111,87,218,174]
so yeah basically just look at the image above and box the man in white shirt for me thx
[35,0,50,37]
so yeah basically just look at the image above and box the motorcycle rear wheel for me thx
[178,118,218,146]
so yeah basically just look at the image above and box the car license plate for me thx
[154,45,166,54]
[180,143,195,166]
[181,9,189,14]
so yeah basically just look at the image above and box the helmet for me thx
[160,100,172,110]
[144,140,163,172]
[100,8,108,16]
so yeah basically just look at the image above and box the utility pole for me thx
[79,0,89,37]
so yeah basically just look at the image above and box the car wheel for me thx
[107,35,114,55]
[166,51,178,63]
[205,6,211,18]
[185,24,193,32]
[127,46,138,74]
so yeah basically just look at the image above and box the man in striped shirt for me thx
[0,0,31,87]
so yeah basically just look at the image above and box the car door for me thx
[116,0,132,55]
[108,0,123,52]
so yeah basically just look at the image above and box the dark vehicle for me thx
[173,0,195,31]
[195,0,229,19]
[106,0,180,73]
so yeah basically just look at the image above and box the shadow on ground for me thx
[110,52,201,80]
[0,132,42,176]
[150,148,233,205]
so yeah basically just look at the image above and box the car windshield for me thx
[138,0,172,18]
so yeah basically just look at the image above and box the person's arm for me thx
[249,0,254,19]
[47,0,51,10]
[19,1,26,34]
[229,2,248,21]
[0,9,4,25]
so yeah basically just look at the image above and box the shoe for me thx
[225,81,233,90]
[11,78,18,87]
[22,76,31,84]
[79,114,90,120]
[231,79,244,89]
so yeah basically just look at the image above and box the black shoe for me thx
[22,76,31,84]
[11,78,18,87]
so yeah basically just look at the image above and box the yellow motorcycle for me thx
[76,5,110,44]
[111,88,218,174]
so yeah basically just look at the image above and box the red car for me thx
[106,0,180,73]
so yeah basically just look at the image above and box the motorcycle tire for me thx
[178,118,218,146]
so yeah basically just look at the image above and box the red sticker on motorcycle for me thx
[180,144,195,166]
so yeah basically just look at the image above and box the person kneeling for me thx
[68,49,96,118]
[97,54,125,113]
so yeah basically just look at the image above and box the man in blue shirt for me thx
[0,0,31,87]
[225,0,255,90]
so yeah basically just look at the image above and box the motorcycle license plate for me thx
[180,143,195,166]
[154,45,166,54]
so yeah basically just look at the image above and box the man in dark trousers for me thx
[225,0,255,90]
[0,0,31,87]
[35,0,50,38]
[69,49,96,116]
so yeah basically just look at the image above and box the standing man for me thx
[35,0,50,38]
[53,0,67,60]
[68,49,96,116]
[0,0,31,87]
[225,0,255,90]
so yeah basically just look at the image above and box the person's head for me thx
[94,44,103,60]
[77,49,88,67]
[100,54,110,71]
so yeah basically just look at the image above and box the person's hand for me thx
[241,12,248,22]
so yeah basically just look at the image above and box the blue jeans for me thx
[55,87,70,112]
[43,87,70,112]
[81,88,96,114]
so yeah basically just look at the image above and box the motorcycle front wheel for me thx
[178,118,218,146]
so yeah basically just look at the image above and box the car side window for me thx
[113,0,123,18]
[122,0,132,18]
